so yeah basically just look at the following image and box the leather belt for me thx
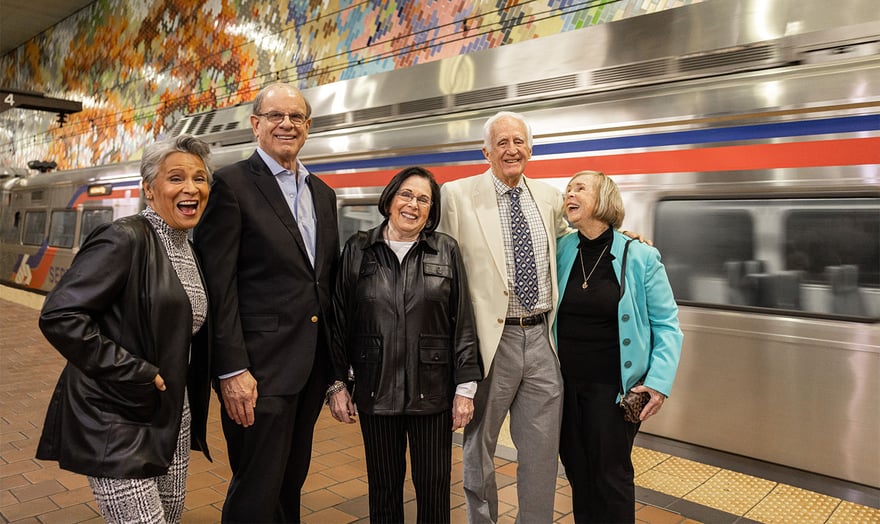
[505,313,546,327]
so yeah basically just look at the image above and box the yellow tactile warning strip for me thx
[746,483,840,524]
[632,449,880,523]
[637,455,721,498]
[685,468,776,515]
[827,500,880,524]
[631,446,669,475]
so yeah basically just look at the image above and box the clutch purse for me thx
[619,380,650,423]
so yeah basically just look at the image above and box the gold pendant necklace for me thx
[578,244,608,290]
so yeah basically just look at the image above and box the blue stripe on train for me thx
[309,114,880,172]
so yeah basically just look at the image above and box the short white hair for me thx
[482,111,533,152]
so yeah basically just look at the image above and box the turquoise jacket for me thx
[553,230,683,400]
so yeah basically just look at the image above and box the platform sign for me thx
[0,89,82,116]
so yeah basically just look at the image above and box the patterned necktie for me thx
[510,187,539,311]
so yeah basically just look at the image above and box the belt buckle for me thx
[519,315,527,328]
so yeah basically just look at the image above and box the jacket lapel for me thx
[246,154,311,268]
[308,174,336,276]
[473,171,508,282]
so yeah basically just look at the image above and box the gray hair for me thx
[252,82,312,118]
[140,134,213,186]
[482,111,534,152]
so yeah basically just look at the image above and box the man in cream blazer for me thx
[438,111,569,523]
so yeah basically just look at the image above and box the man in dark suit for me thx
[194,83,339,523]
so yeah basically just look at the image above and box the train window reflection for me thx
[655,198,879,320]
[338,203,383,245]
[80,209,113,246]
[48,210,76,248]
[0,211,19,243]
[22,211,47,246]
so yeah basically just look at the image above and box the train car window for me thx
[0,211,20,243]
[22,211,47,246]
[784,207,879,288]
[654,198,879,321]
[338,203,383,245]
[80,209,114,246]
[48,210,77,248]
[653,203,753,302]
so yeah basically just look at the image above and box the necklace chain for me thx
[577,244,608,290]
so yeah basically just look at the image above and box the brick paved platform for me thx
[0,288,699,523]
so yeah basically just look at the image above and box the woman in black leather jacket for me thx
[328,166,483,523]
[36,135,213,524]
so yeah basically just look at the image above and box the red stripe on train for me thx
[320,137,880,188]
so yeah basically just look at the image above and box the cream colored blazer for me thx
[438,169,568,369]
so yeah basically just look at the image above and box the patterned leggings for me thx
[89,396,191,524]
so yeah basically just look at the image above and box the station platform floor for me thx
[1,286,878,524]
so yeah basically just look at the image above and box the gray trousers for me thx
[463,322,564,524]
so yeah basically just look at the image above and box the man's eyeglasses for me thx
[396,190,432,207]
[255,111,308,126]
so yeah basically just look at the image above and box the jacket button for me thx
[310,315,318,323]
[622,314,630,322]
[622,338,631,346]
[624,361,632,368]
[503,290,509,296]
[497,318,504,324]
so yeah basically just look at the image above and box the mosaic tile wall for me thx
[0,0,700,170]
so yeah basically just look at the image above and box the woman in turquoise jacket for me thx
[553,170,683,523]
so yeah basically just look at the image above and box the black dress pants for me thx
[559,380,640,524]
[359,410,452,523]
[219,355,328,523]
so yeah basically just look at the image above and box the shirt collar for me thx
[492,173,527,197]
[256,147,310,181]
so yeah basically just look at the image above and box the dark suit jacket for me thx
[194,152,339,396]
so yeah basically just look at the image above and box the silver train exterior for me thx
[1,0,878,489]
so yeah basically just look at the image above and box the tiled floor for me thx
[2,286,879,523]
[0,289,698,523]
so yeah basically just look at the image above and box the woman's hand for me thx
[329,388,357,424]
[153,374,166,391]
[452,394,475,431]
[631,383,666,421]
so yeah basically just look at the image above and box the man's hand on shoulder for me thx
[620,229,653,246]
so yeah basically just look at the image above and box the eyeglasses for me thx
[255,111,308,126]
[396,190,432,207]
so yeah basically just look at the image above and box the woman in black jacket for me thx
[36,134,213,524]
[328,166,483,523]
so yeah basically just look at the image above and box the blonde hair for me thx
[566,170,625,229]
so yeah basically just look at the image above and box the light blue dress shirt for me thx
[256,147,317,267]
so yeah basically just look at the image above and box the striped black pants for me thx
[359,410,452,523]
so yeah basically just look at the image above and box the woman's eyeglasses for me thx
[396,190,432,207]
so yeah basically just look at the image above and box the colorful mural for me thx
[0,0,699,170]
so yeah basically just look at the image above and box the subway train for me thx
[1,0,878,493]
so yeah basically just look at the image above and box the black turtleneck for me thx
[556,226,620,384]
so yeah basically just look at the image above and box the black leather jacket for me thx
[330,224,482,415]
[36,215,212,478]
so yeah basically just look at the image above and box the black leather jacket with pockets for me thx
[330,224,482,415]
[36,215,212,478]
